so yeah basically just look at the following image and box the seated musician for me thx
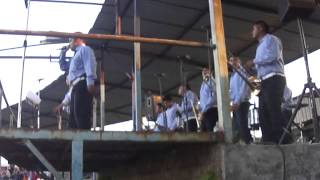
[163,95,179,131]
[154,95,179,132]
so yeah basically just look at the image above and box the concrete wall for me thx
[225,144,320,180]
[99,143,320,180]
[99,143,223,180]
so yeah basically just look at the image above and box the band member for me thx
[282,85,293,131]
[162,95,179,131]
[178,84,199,132]
[229,57,253,144]
[154,103,165,132]
[252,20,287,143]
[199,68,218,132]
[59,36,97,129]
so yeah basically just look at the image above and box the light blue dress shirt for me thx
[254,34,285,79]
[154,103,178,131]
[200,79,217,113]
[229,66,251,104]
[154,113,164,132]
[60,45,97,87]
[179,90,199,120]
[165,103,179,131]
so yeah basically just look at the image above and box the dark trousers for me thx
[69,80,93,130]
[184,118,198,132]
[282,109,292,132]
[233,101,252,144]
[259,75,286,143]
[201,107,218,132]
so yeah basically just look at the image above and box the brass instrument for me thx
[227,57,261,96]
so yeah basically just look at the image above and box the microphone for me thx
[177,54,192,61]
[57,45,70,51]
[153,73,166,78]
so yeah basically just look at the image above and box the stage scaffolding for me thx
[0,0,231,179]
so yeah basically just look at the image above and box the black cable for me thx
[276,144,286,180]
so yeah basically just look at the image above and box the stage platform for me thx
[0,129,218,179]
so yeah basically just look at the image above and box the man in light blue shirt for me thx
[229,57,252,144]
[252,21,287,143]
[162,95,179,131]
[199,68,218,132]
[59,36,97,129]
[178,84,199,132]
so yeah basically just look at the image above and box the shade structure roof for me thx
[1,0,320,128]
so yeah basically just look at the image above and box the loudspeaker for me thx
[278,0,317,22]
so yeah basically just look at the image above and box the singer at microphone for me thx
[199,67,218,132]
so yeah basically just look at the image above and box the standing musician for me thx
[199,68,218,132]
[252,20,287,143]
[58,35,97,130]
[229,57,253,144]
[178,84,199,132]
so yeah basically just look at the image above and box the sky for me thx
[285,49,320,97]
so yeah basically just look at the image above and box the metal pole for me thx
[115,0,122,35]
[24,140,64,180]
[37,78,43,129]
[92,97,97,130]
[208,0,233,143]
[0,55,69,59]
[205,28,212,72]
[72,140,83,180]
[131,73,136,131]
[297,18,319,142]
[0,87,2,128]
[156,76,167,130]
[100,48,106,131]
[30,0,108,6]
[18,0,31,128]
[0,81,16,127]
[0,29,210,48]
[134,0,142,131]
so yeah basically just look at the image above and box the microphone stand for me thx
[37,78,43,129]
[204,27,216,103]
[17,0,31,128]
[178,56,189,132]
[279,18,320,144]
[155,74,168,131]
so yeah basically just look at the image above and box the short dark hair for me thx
[156,103,164,109]
[162,95,172,102]
[253,20,269,33]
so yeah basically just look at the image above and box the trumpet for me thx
[247,76,261,96]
